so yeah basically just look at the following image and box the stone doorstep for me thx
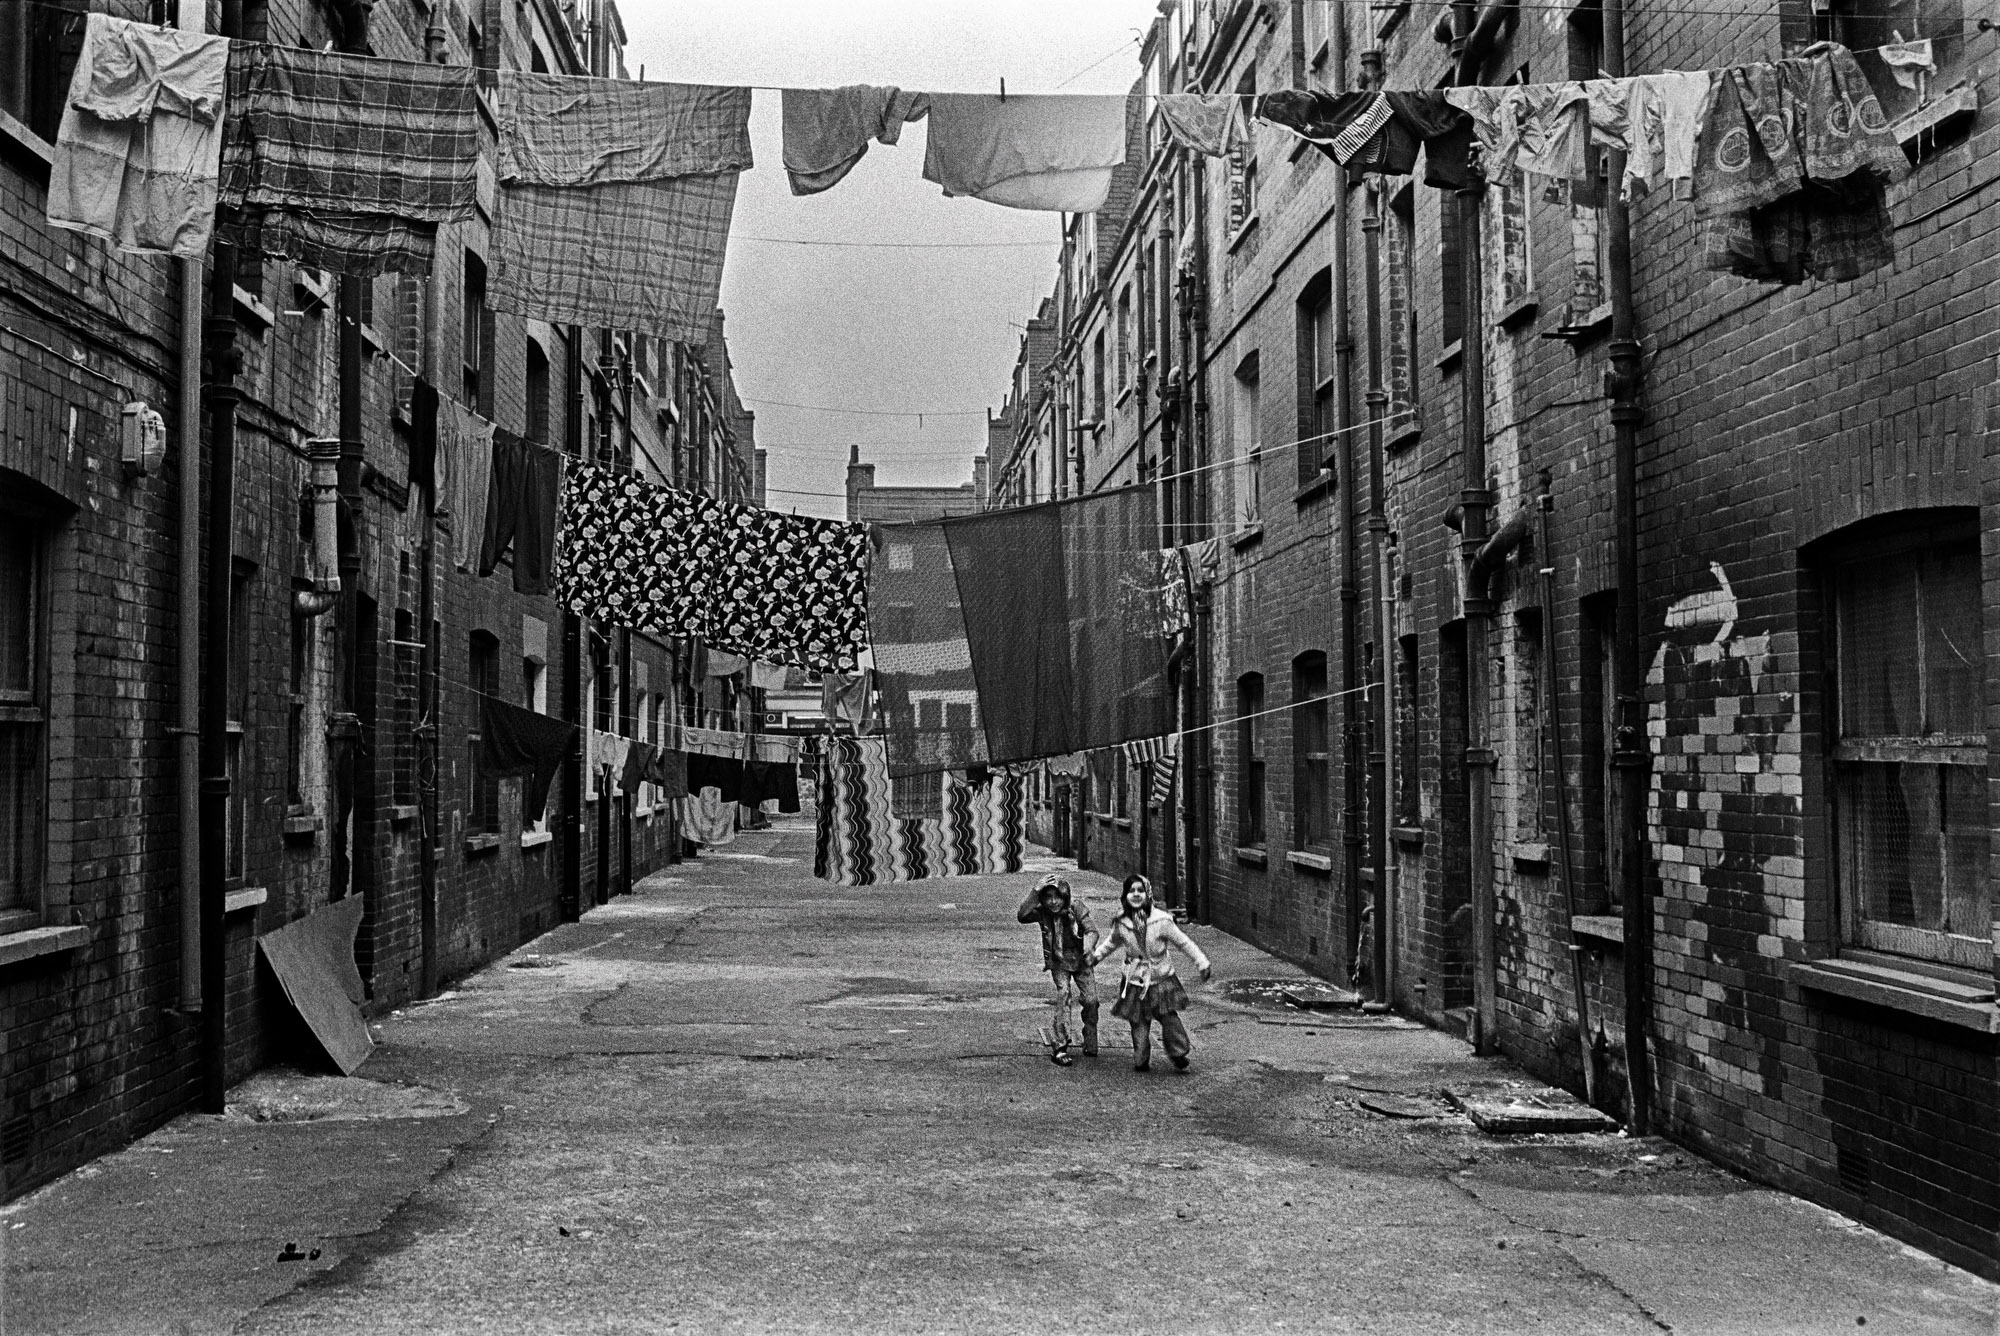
[1443,1079,1621,1135]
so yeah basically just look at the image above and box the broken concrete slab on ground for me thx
[1444,1077,1620,1134]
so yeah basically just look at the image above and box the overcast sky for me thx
[619,1,1156,520]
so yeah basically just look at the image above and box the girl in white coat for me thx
[1086,875,1213,1071]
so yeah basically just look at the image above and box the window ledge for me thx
[1894,85,1978,161]
[1511,841,1551,870]
[1495,294,1540,332]
[388,804,418,824]
[1235,846,1268,868]
[1393,824,1425,848]
[1544,302,1612,346]
[293,268,331,314]
[282,811,322,839]
[463,833,502,856]
[1434,339,1463,373]
[224,886,268,915]
[1785,957,1999,1034]
[1386,416,1422,453]
[1228,522,1265,551]
[0,925,88,968]
[1293,471,1337,507]
[0,108,55,170]
[233,285,275,333]
[1115,385,1134,409]
[1227,215,1260,254]
[361,323,387,360]
[1114,817,1133,829]
[1286,850,1334,873]
[520,830,553,849]
[1571,914,1624,945]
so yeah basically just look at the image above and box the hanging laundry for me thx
[1156,92,1250,157]
[744,758,803,814]
[1158,548,1193,639]
[217,44,478,276]
[408,379,440,493]
[781,85,929,195]
[553,460,871,673]
[820,671,874,733]
[489,73,751,344]
[1149,750,1177,809]
[1695,45,1904,285]
[479,694,576,823]
[47,14,229,258]
[1046,753,1087,778]
[620,742,653,796]
[682,786,738,846]
[647,748,689,802]
[1876,40,1936,92]
[812,737,1024,887]
[1264,89,1475,189]
[1601,72,1712,201]
[868,520,987,777]
[478,429,562,595]
[749,661,790,692]
[440,399,496,574]
[685,751,747,804]
[593,732,631,776]
[706,650,750,679]
[1122,734,1176,767]
[921,93,1129,212]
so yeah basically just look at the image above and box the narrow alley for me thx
[6,821,1992,1336]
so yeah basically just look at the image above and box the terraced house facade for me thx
[0,0,762,1200]
[988,0,1999,1276]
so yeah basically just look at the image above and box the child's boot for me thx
[1080,1004,1100,1056]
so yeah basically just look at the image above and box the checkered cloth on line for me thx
[495,71,753,186]
[217,44,478,275]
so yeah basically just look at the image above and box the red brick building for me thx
[990,0,1998,1277]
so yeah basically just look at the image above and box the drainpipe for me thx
[194,0,245,1111]
[173,0,207,1018]
[293,437,342,616]
[1539,486,1597,1107]
[618,337,634,895]
[416,24,446,994]
[1358,106,1387,988]
[595,334,614,905]
[1450,0,1504,1054]
[561,326,584,921]
[1334,14,1365,999]
[1189,149,1215,926]
[1601,0,1652,1136]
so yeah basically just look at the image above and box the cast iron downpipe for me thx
[618,336,634,896]
[1358,43,1388,987]
[415,21,447,995]
[595,331,615,906]
[1601,0,1653,1135]
[1189,149,1215,926]
[294,437,343,616]
[174,0,207,1015]
[1337,23,1369,1001]
[1449,0,1513,1054]
[197,0,245,1115]
[561,326,585,921]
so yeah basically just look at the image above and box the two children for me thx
[1020,871,1213,1072]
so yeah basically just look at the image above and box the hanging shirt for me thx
[1606,71,1712,201]
[217,44,478,276]
[781,85,929,195]
[489,73,751,344]
[441,400,496,574]
[553,460,871,674]
[47,14,229,259]
[620,742,652,796]
[479,694,576,822]
[1156,92,1250,158]
[646,748,689,801]
[478,429,562,595]
[682,787,738,845]
[921,93,1129,213]
[1258,91,1403,170]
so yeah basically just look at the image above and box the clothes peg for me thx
[999,78,1006,103]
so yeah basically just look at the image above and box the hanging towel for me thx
[441,400,496,573]
[1122,734,1177,766]
[921,93,1128,212]
[781,85,929,194]
[749,661,790,692]
[553,460,871,673]
[686,751,746,804]
[812,736,1024,886]
[647,748,689,801]
[217,44,478,276]
[47,14,229,258]
[1156,92,1250,157]
[620,742,652,796]
[489,73,751,344]
[1149,750,1177,809]
[479,694,576,823]
[682,786,738,845]
[820,672,874,732]
[478,429,562,595]
[706,650,750,679]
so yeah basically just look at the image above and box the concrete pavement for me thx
[6,817,1995,1334]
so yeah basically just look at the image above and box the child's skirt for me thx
[1111,973,1190,1024]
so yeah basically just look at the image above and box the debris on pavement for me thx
[1443,1079,1619,1135]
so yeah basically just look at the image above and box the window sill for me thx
[224,886,268,915]
[0,925,88,968]
[1544,302,1612,346]
[388,804,418,824]
[282,811,322,840]
[1293,471,1337,508]
[1375,0,1410,39]
[1495,294,1540,332]
[1785,957,1998,1034]
[1386,416,1422,453]
[1894,85,1978,163]
[1235,846,1268,868]
[1510,841,1550,870]
[1228,523,1264,551]
[0,107,55,180]
[1115,386,1134,410]
[1393,824,1425,847]
[361,323,387,360]
[1286,850,1334,873]
[233,284,275,333]
[1434,339,1463,374]
[463,833,502,856]
[1114,817,1133,830]
[1571,914,1623,945]
[520,830,553,849]
[293,268,331,315]
[1227,215,1259,254]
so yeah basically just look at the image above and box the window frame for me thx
[1295,271,1336,485]
[1238,672,1267,849]
[1292,652,1331,851]
[1232,352,1262,531]
[0,508,49,924]
[468,631,501,838]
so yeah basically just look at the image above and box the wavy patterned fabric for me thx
[811,737,1024,886]
[554,460,870,673]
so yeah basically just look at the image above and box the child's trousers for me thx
[1129,1013,1189,1069]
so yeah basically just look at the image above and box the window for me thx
[1396,635,1421,824]
[1113,751,1129,820]
[1514,609,1545,840]
[392,273,424,420]
[0,519,45,915]
[226,563,252,884]
[1800,0,1966,134]
[0,0,81,143]
[1563,9,1610,328]
[1385,186,1419,421]
[390,606,415,808]
[1296,271,1336,484]
[468,632,500,836]
[1438,178,1466,353]
[1238,673,1266,847]
[462,251,488,410]
[518,653,548,832]
[1228,70,1258,233]
[1495,68,1534,313]
[1091,330,1106,425]
[1829,527,1987,968]
[1232,353,1262,530]
[1116,287,1133,392]
[1292,652,1330,850]
[525,340,551,443]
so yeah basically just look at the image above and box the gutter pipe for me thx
[1538,488,1597,1107]
[294,436,342,616]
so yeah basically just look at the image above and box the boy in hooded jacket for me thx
[1017,873,1099,1065]
[1087,874,1212,1071]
